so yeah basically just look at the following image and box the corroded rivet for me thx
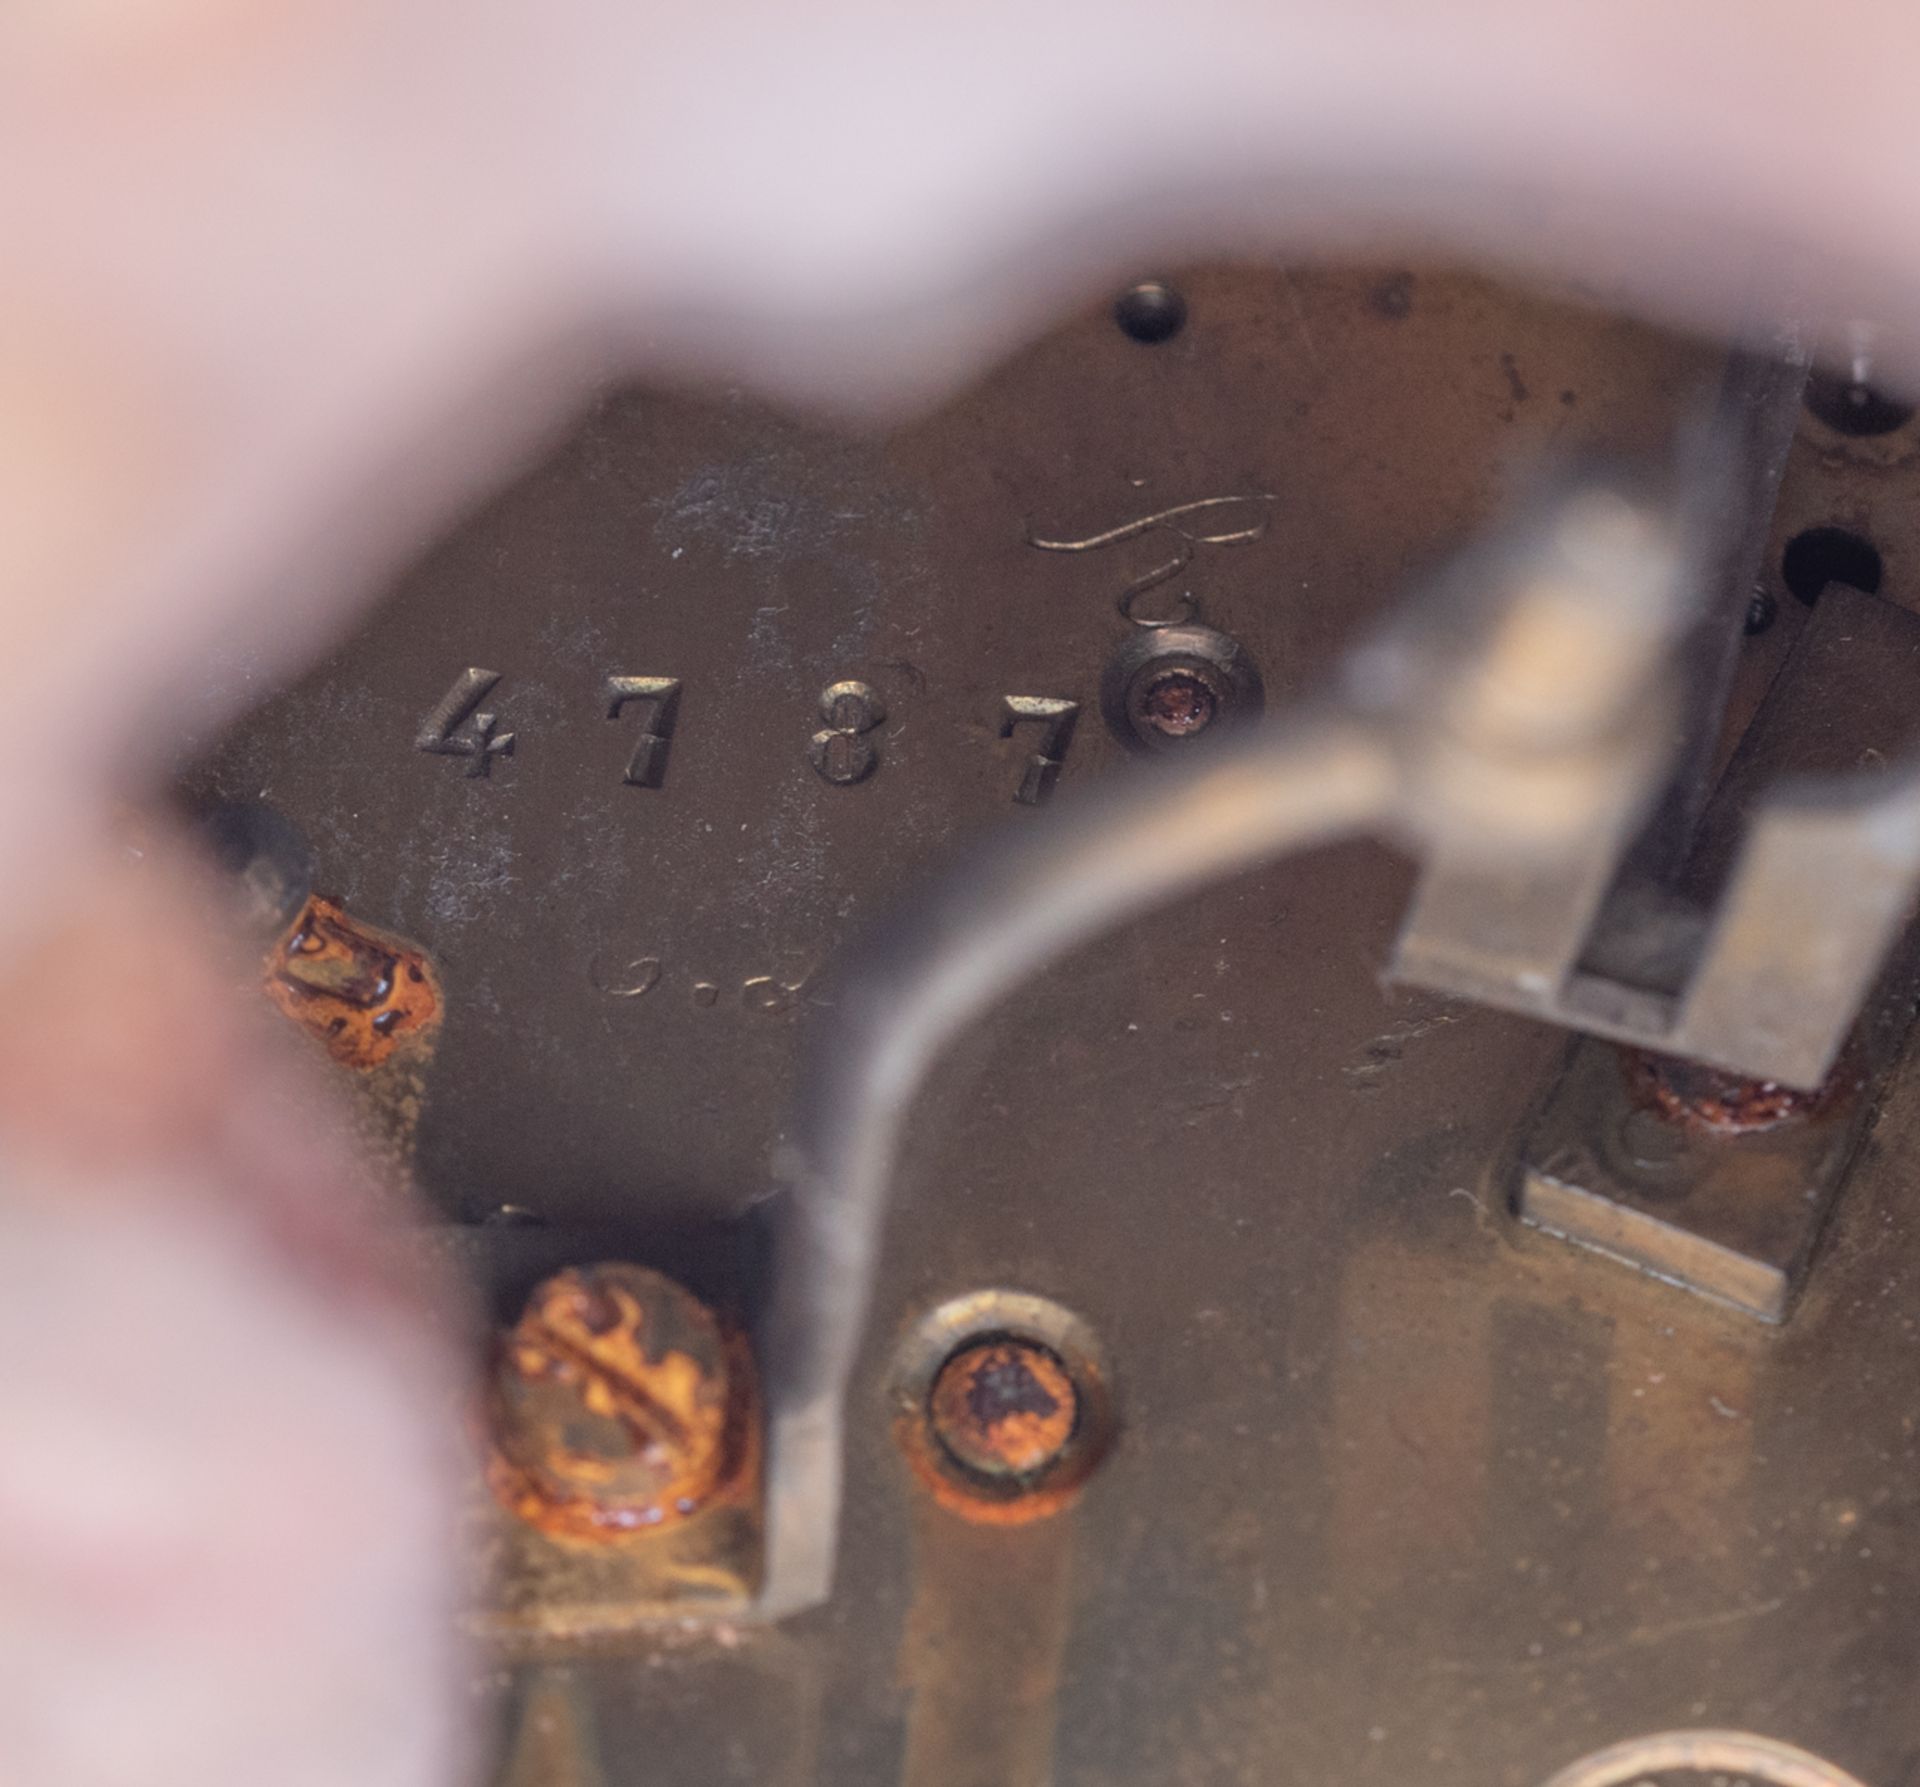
[928,1338,1078,1481]
[893,1293,1113,1525]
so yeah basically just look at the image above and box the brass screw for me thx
[485,1262,735,1542]
[927,1338,1078,1481]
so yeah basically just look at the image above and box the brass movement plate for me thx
[189,265,1920,1787]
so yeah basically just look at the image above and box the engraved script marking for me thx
[593,955,662,999]
[742,975,803,1016]
[999,697,1080,806]
[604,675,682,788]
[596,962,811,1013]
[416,667,515,776]
[1029,494,1275,627]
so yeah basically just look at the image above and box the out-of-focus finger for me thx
[0,832,471,1787]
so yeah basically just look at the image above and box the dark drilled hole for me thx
[1781,527,1883,606]
[1113,281,1187,344]
[1804,369,1915,438]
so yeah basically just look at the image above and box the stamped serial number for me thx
[415,668,1083,806]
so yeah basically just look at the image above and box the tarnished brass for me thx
[192,264,1920,1787]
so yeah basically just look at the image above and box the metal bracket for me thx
[1391,346,1920,1089]
[1517,1034,1888,1323]
[1513,582,1920,1317]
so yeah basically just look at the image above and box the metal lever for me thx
[1385,340,1917,1088]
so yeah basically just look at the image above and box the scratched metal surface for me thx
[188,266,1920,1787]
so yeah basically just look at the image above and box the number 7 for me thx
[1000,696,1079,806]
[606,675,683,788]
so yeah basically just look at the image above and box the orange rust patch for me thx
[484,1263,757,1545]
[262,896,440,1069]
[929,1340,1077,1479]
[1625,1048,1844,1135]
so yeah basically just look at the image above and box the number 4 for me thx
[416,668,515,777]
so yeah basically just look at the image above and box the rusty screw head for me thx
[928,1338,1078,1481]
[485,1262,734,1542]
